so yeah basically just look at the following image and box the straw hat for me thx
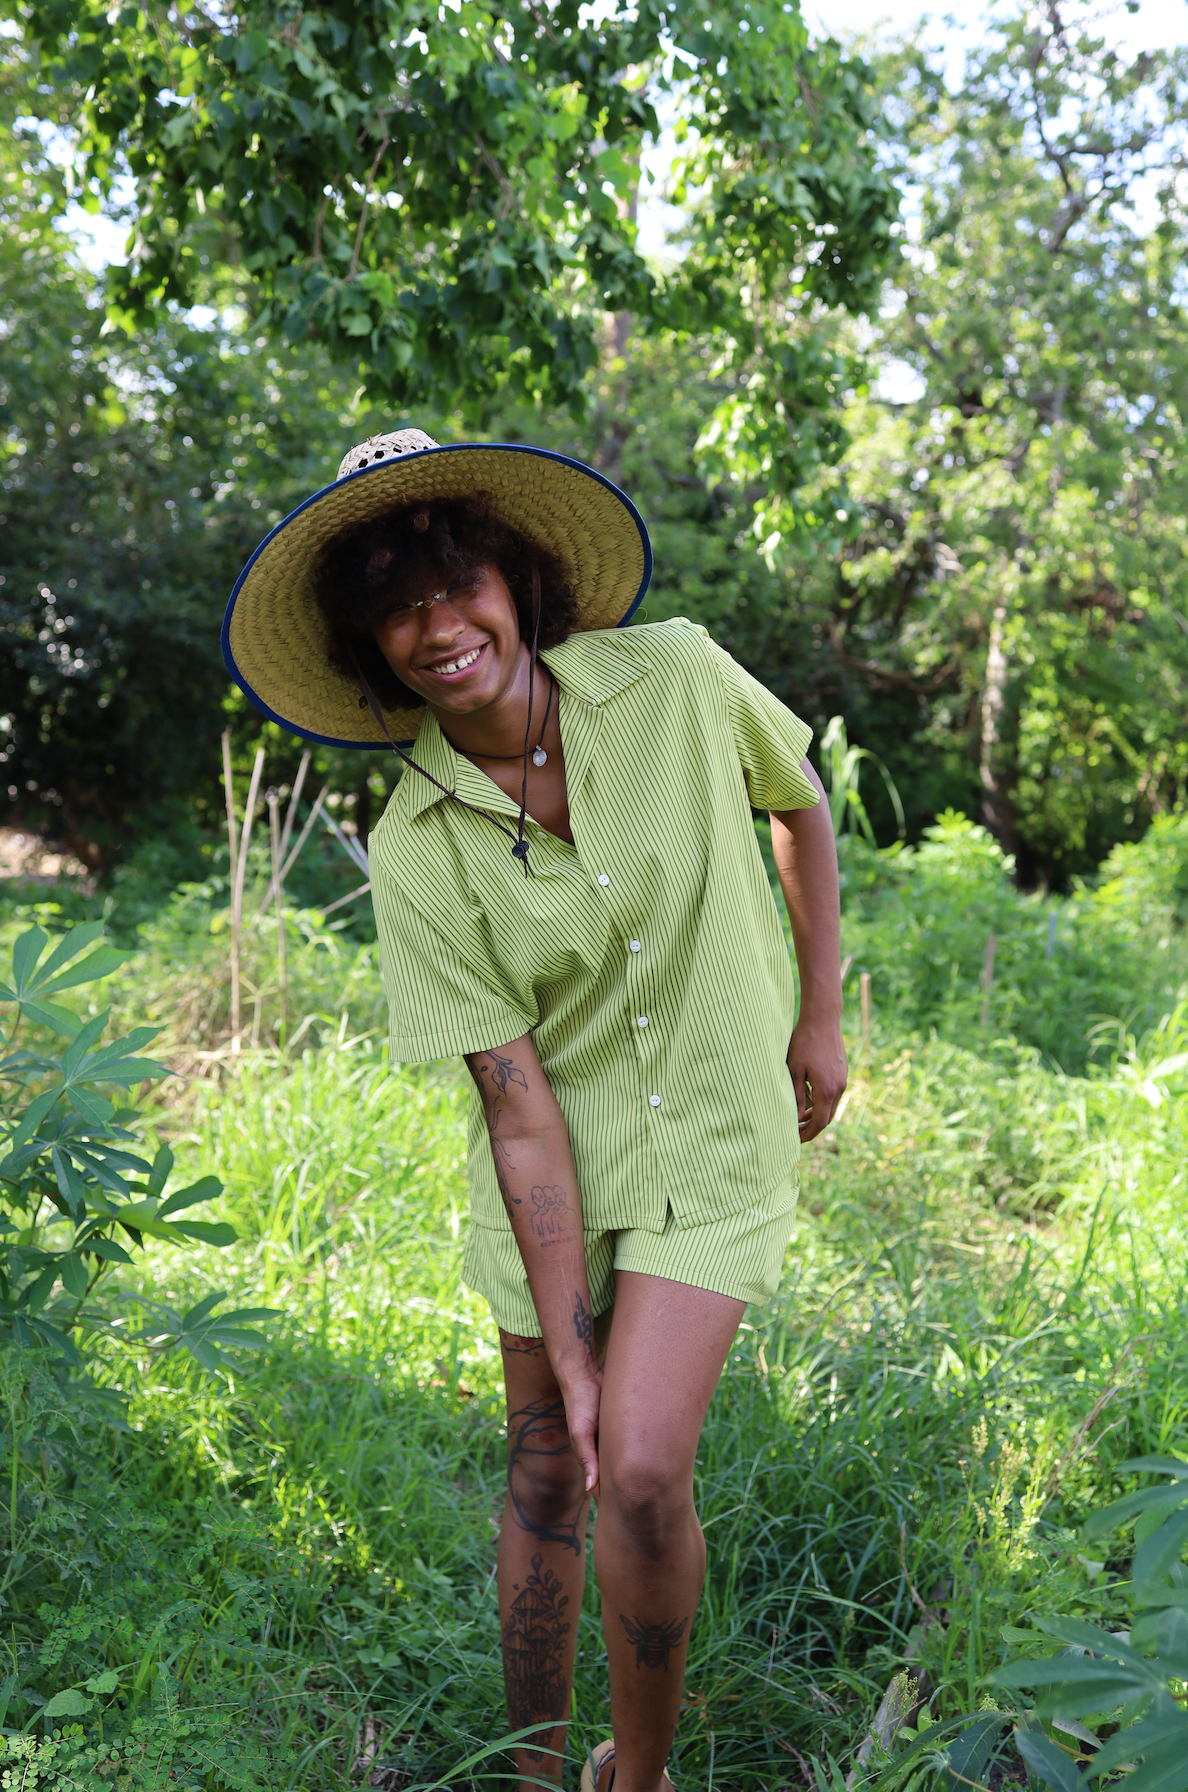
[221,428,653,748]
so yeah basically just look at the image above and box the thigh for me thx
[597,1273,744,1474]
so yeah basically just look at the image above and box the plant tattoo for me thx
[466,1050,529,1211]
[619,1613,689,1670]
[487,1050,528,1097]
[502,1554,571,1760]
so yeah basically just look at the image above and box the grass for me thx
[4,813,1188,1788]
[60,1004,1184,1789]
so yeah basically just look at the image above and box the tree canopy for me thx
[20,0,897,496]
[4,0,1188,891]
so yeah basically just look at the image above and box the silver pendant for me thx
[532,747,548,767]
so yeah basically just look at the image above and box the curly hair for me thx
[315,494,579,710]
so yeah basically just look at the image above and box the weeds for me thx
[0,814,1187,1785]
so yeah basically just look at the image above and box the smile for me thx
[422,645,485,679]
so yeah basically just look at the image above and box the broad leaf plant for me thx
[0,923,273,1375]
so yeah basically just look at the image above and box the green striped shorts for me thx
[462,1174,800,1336]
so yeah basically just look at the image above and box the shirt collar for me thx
[392,631,650,823]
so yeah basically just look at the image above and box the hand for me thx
[787,1011,848,1141]
[558,1361,603,1496]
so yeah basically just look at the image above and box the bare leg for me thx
[498,1319,610,1792]
[592,1274,745,1792]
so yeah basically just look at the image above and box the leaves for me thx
[21,0,896,485]
[0,926,271,1384]
[1014,1729,1088,1792]
[135,1292,282,1373]
[39,1687,92,1719]
[0,927,130,1040]
[995,1465,1188,1792]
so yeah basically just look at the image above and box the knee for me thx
[508,1449,585,1531]
[603,1455,692,1562]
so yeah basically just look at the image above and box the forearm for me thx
[465,1039,595,1385]
[770,761,843,1019]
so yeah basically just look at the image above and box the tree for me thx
[0,39,394,869]
[745,1,1188,883]
[16,0,898,500]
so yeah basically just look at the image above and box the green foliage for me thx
[783,4,1188,880]
[19,0,897,486]
[0,39,404,870]
[832,809,1188,1069]
[991,1461,1188,1792]
[821,713,905,844]
[0,891,1181,1783]
[0,922,272,1373]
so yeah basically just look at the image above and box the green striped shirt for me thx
[370,618,817,1235]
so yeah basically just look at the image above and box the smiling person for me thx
[223,429,847,1792]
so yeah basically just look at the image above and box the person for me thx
[223,427,848,1792]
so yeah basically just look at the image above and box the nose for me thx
[417,598,469,645]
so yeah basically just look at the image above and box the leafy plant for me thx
[0,922,272,1373]
[991,1457,1188,1792]
[820,714,905,845]
[20,0,896,478]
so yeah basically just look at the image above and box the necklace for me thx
[462,671,555,767]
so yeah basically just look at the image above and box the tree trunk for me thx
[979,603,1019,864]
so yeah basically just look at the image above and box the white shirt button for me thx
[597,873,610,886]
[637,1015,649,1028]
[649,1094,661,1107]
[629,939,641,952]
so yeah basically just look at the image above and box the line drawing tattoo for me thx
[466,1050,527,1209]
[619,1613,689,1671]
[507,1395,585,1555]
[530,1184,570,1244]
[500,1332,545,1356]
[502,1554,571,1762]
[572,1291,593,1351]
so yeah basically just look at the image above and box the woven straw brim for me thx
[222,442,652,747]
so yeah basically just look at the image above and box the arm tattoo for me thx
[499,1332,545,1357]
[506,1396,586,1554]
[572,1292,593,1351]
[502,1554,571,1761]
[619,1614,689,1671]
[530,1184,570,1245]
[466,1050,528,1210]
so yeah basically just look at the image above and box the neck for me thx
[431,646,553,759]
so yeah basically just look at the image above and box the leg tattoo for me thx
[502,1554,571,1762]
[619,1613,690,1670]
[507,1396,586,1555]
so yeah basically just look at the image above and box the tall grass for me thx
[64,998,1184,1789]
[6,809,1188,1786]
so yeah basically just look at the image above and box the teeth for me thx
[433,647,481,675]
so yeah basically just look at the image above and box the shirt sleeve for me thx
[372,871,537,1066]
[706,638,819,811]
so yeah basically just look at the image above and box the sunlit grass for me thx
[77,995,1188,1789]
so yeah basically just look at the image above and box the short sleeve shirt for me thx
[369,619,818,1235]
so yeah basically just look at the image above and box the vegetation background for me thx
[1,0,1188,1787]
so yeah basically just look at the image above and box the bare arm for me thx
[465,1035,601,1491]
[770,758,848,1141]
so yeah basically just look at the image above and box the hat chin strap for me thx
[347,562,543,878]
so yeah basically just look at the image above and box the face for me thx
[372,562,525,716]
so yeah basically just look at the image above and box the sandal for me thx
[579,1740,675,1792]
[580,1740,616,1792]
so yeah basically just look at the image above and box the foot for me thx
[580,1740,675,1792]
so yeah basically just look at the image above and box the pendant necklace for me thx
[465,671,555,767]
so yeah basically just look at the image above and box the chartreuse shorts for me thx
[462,1174,800,1337]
